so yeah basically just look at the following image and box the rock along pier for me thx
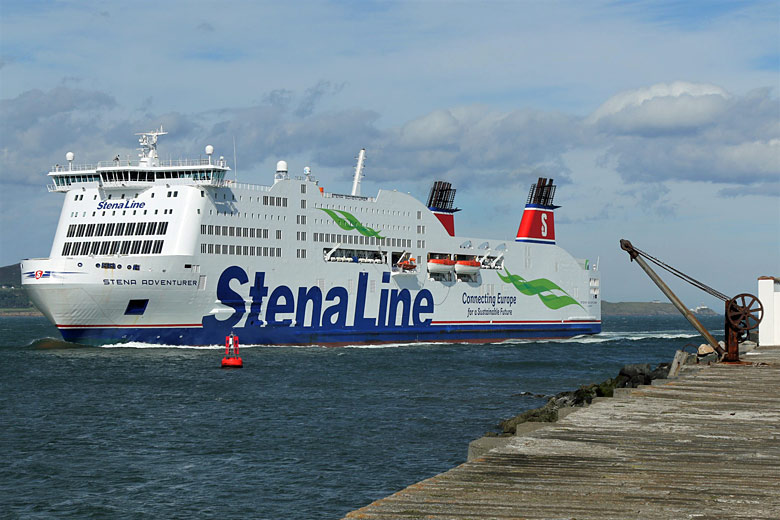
[344,345,780,519]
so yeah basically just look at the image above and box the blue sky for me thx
[1,0,778,306]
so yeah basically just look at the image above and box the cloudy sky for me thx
[1,0,778,306]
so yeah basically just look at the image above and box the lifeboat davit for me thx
[221,333,243,368]
[427,258,455,274]
[455,260,481,275]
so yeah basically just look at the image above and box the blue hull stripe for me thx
[59,322,602,346]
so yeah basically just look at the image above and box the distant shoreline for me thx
[0,308,43,317]
[601,300,720,317]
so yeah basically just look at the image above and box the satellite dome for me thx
[205,145,214,155]
[276,160,288,172]
[66,152,74,162]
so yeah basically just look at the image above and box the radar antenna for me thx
[136,125,167,166]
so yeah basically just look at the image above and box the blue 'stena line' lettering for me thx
[96,200,146,210]
[203,267,434,331]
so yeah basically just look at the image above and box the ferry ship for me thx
[22,129,601,345]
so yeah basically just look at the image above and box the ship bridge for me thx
[47,127,230,192]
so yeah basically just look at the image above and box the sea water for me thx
[0,315,723,519]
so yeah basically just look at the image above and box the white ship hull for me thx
[22,134,600,345]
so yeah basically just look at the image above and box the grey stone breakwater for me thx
[492,361,672,437]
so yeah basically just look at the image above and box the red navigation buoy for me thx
[221,333,243,368]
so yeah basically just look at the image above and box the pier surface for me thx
[345,345,780,519]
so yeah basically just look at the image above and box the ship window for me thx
[276,230,282,239]
[110,241,121,254]
[90,242,100,255]
[269,197,275,207]
[120,241,131,255]
[141,240,153,254]
[229,245,235,255]
[147,222,157,235]
[131,241,142,254]
[124,299,149,316]
[62,242,72,256]
[222,226,228,236]
[66,224,76,238]
[115,223,125,236]
[277,248,282,257]
[174,191,178,197]
[152,240,163,254]
[208,244,214,254]
[95,223,105,236]
[100,242,111,255]
[159,222,168,235]
[136,222,147,235]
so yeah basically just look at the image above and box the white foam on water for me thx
[533,331,701,344]
[97,341,261,350]
[94,331,701,350]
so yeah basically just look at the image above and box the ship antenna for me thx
[233,136,238,183]
[351,148,366,196]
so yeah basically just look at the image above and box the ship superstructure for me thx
[22,130,600,345]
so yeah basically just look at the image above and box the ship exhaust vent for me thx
[426,181,460,212]
[526,177,558,207]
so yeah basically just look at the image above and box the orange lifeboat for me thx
[221,333,243,368]
[397,258,417,271]
[427,258,456,274]
[455,259,481,275]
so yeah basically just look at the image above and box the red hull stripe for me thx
[58,323,203,329]
[431,320,600,325]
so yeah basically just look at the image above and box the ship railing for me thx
[51,158,227,172]
[216,180,273,192]
[323,192,374,202]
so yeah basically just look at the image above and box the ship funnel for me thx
[515,177,558,244]
[426,180,460,236]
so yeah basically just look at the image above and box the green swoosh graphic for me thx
[497,268,583,310]
[318,208,384,239]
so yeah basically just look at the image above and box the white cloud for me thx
[588,81,730,134]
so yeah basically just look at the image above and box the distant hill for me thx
[0,263,21,287]
[602,300,720,317]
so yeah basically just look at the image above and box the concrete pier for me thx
[345,345,780,519]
